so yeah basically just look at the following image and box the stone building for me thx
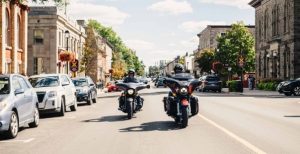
[0,0,29,74]
[27,7,86,77]
[249,0,300,80]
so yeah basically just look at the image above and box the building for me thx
[0,0,29,74]
[27,7,86,77]
[84,26,113,84]
[249,0,300,80]
[196,25,255,54]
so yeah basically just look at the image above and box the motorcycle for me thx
[117,83,150,119]
[163,78,200,128]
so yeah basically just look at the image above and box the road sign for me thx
[70,59,79,72]
[238,56,245,67]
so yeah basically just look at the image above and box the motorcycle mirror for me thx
[147,85,151,89]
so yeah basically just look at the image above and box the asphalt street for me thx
[1,88,300,154]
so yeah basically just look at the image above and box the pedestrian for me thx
[248,75,253,90]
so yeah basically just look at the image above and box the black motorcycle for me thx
[163,78,200,128]
[117,83,150,119]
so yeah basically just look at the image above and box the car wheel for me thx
[284,92,292,96]
[6,111,19,138]
[58,97,65,116]
[293,86,300,96]
[29,105,39,128]
[70,99,77,111]
[87,94,92,105]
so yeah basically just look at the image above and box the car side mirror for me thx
[62,82,69,86]
[15,89,25,95]
[147,85,150,89]
[90,83,95,87]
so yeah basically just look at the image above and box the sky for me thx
[29,0,255,68]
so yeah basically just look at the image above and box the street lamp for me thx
[65,30,70,75]
[228,67,232,81]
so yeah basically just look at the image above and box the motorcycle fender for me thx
[181,99,189,107]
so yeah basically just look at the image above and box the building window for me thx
[220,33,226,37]
[34,30,44,44]
[16,16,21,49]
[59,31,62,47]
[5,9,11,47]
[284,0,290,33]
[272,5,279,36]
[34,57,44,75]
[264,9,268,40]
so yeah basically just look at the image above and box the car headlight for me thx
[0,101,8,110]
[283,82,291,86]
[180,88,188,94]
[127,89,135,95]
[83,89,88,93]
[48,91,57,98]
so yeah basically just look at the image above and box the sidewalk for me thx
[222,88,281,97]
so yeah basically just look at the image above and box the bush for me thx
[227,80,242,92]
[256,82,278,91]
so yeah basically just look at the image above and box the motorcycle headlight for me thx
[48,91,57,98]
[180,88,188,94]
[127,89,135,95]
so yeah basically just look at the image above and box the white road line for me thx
[0,138,35,143]
[198,115,267,154]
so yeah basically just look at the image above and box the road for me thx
[1,88,300,154]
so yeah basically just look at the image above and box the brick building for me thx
[0,0,29,75]
[27,7,86,77]
[249,0,300,80]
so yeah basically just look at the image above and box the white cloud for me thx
[148,0,193,15]
[199,0,252,9]
[180,36,199,47]
[125,40,155,51]
[69,1,129,27]
[179,20,226,32]
[29,0,129,27]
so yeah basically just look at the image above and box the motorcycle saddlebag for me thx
[190,96,199,116]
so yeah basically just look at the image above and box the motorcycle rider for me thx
[164,63,198,114]
[118,69,144,110]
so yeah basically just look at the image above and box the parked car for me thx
[277,78,300,96]
[139,77,148,84]
[107,81,120,92]
[28,74,77,116]
[155,78,165,88]
[199,75,222,92]
[0,74,39,138]
[72,77,97,105]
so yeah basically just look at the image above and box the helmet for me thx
[174,63,184,74]
[128,69,135,75]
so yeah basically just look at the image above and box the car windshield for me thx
[29,76,59,88]
[0,77,10,95]
[206,77,220,81]
[72,79,88,87]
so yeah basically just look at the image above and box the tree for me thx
[195,49,215,74]
[112,52,127,79]
[216,22,255,75]
[79,24,98,76]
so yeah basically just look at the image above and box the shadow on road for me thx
[82,115,130,122]
[0,127,29,141]
[119,121,179,132]
[284,115,300,118]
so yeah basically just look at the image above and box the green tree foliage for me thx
[88,20,145,77]
[216,22,255,75]
[148,66,160,77]
[195,49,215,74]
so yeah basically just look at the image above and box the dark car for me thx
[199,75,222,92]
[277,78,300,96]
[72,77,97,105]
[155,78,165,88]
[139,78,148,84]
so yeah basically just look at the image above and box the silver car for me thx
[0,74,39,138]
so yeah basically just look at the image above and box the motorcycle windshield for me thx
[164,77,200,93]
[116,83,147,91]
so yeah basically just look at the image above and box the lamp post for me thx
[228,67,232,81]
[65,30,70,75]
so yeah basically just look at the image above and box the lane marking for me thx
[0,138,35,143]
[198,115,267,154]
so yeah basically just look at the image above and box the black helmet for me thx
[128,69,135,75]
[174,63,184,74]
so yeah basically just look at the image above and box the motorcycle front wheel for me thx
[126,101,133,119]
[180,107,188,128]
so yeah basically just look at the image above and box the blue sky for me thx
[30,0,255,67]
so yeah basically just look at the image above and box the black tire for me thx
[70,101,77,111]
[218,89,222,93]
[29,105,39,128]
[5,111,19,139]
[180,107,188,128]
[87,94,92,105]
[126,101,133,119]
[58,98,65,116]
[293,86,300,96]
[284,92,292,96]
